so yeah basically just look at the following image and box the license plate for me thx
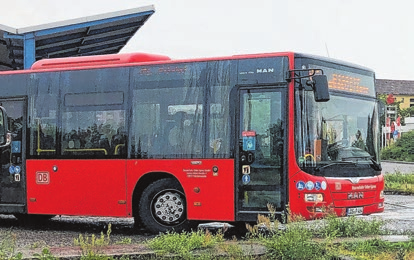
[347,207,363,216]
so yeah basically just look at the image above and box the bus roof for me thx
[31,53,171,70]
[0,51,372,75]
[28,52,295,72]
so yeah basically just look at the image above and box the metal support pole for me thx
[23,33,35,69]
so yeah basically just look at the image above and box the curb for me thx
[382,160,414,165]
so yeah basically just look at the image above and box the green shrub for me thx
[385,172,414,194]
[381,130,414,161]
[385,172,414,184]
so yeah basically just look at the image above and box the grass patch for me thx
[244,206,389,259]
[385,172,414,194]
[339,237,414,259]
[147,229,224,259]
[262,222,334,260]
[315,214,384,238]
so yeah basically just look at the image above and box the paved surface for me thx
[369,194,414,235]
[382,161,414,174]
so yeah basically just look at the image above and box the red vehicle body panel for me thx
[289,170,384,219]
[27,158,235,221]
[285,53,384,219]
[126,159,235,221]
[27,159,128,217]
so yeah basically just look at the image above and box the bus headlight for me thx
[305,193,324,202]
[379,190,384,199]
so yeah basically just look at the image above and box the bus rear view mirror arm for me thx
[287,69,330,102]
[307,74,330,102]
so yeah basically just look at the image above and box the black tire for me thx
[137,178,197,234]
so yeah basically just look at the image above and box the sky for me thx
[1,0,412,80]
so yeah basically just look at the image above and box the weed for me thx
[263,222,333,260]
[284,204,306,223]
[0,231,23,260]
[339,238,414,259]
[73,223,112,260]
[147,229,223,259]
[219,243,255,260]
[32,248,57,260]
[115,238,132,245]
[316,215,384,238]
[30,241,48,250]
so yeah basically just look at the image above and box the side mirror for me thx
[309,75,330,102]
[0,107,11,148]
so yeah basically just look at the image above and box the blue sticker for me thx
[242,174,250,184]
[306,181,315,190]
[315,181,321,191]
[11,141,21,153]
[14,166,21,174]
[242,136,256,151]
[296,181,305,191]
[9,165,15,175]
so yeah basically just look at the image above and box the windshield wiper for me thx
[340,156,382,171]
[369,158,382,171]
[315,161,356,172]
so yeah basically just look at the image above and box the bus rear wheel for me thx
[138,178,196,234]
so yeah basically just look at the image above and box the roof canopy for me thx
[0,5,155,70]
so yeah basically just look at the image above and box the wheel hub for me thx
[153,191,184,224]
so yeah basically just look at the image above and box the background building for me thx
[376,79,414,147]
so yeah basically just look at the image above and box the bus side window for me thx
[61,110,125,157]
[112,127,127,155]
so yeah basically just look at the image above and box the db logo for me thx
[36,171,50,184]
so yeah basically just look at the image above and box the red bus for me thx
[0,52,384,233]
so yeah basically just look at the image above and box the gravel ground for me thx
[0,193,411,251]
[0,215,150,250]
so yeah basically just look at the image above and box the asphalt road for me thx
[364,194,414,234]
[381,161,414,174]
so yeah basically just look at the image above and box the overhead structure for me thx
[0,5,155,70]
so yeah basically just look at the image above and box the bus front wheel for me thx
[138,178,197,233]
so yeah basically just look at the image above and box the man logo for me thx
[348,192,364,199]
[257,68,274,73]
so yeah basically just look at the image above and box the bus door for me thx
[236,88,285,222]
[0,98,26,213]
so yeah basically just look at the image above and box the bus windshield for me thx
[295,70,380,177]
